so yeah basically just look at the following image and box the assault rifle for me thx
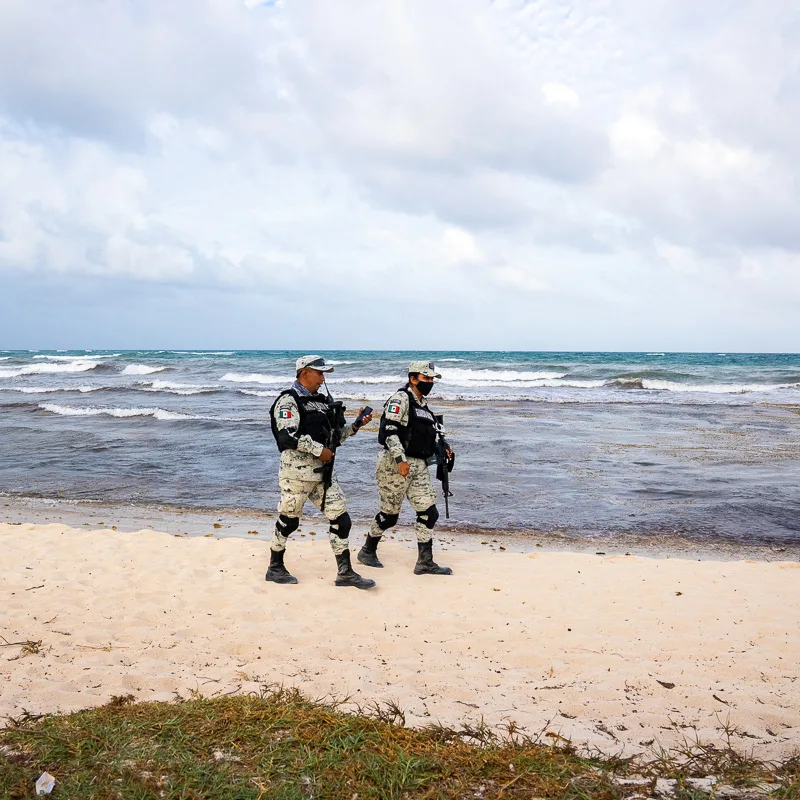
[319,398,346,513]
[434,414,455,518]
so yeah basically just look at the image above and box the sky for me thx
[1,0,799,352]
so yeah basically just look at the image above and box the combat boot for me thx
[414,540,452,575]
[357,535,383,568]
[335,550,376,589]
[265,548,298,584]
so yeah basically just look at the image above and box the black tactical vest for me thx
[379,387,438,459]
[270,389,335,452]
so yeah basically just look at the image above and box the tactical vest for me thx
[379,387,438,459]
[270,389,335,452]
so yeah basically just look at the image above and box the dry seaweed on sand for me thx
[0,687,797,799]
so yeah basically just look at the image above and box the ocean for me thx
[1,349,799,545]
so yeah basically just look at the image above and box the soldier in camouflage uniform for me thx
[357,361,453,575]
[267,355,375,589]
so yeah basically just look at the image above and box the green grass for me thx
[0,687,797,799]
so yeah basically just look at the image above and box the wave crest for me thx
[0,361,103,378]
[121,364,168,375]
[1,385,101,394]
[221,372,285,385]
[642,379,800,394]
[440,368,568,384]
[39,403,195,420]
[138,380,219,395]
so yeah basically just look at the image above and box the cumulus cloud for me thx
[0,0,798,348]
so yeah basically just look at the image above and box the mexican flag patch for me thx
[387,403,401,415]
[278,409,293,419]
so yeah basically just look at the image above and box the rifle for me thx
[319,395,347,513]
[434,414,455,518]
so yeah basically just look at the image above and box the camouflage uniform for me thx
[372,389,437,544]
[272,384,356,557]
[266,354,375,590]
[358,360,453,575]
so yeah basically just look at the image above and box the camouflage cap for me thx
[408,360,441,378]
[295,355,335,373]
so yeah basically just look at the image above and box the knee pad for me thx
[416,504,439,530]
[329,512,352,539]
[276,515,300,536]
[375,511,399,531]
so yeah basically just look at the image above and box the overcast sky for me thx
[1,0,799,351]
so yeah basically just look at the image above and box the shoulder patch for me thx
[387,402,402,415]
[278,409,293,419]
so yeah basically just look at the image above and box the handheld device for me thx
[353,405,373,428]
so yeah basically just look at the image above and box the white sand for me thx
[2,522,798,759]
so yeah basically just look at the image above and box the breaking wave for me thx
[641,380,800,394]
[327,374,403,385]
[0,361,103,378]
[1,385,101,394]
[39,403,199,421]
[439,368,568,384]
[33,354,120,361]
[121,364,168,375]
[138,380,219,396]
[221,372,285,385]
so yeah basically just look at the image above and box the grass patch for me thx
[0,687,796,799]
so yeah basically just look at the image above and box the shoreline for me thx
[3,519,799,761]
[2,494,799,563]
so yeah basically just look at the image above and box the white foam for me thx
[439,368,568,385]
[239,389,274,397]
[642,379,799,394]
[39,403,197,420]
[327,374,403,385]
[0,361,102,378]
[325,360,356,366]
[139,380,218,396]
[221,372,285,385]
[3,385,101,394]
[646,353,665,356]
[33,354,120,361]
[121,364,168,375]
[442,378,606,390]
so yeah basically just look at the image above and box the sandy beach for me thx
[2,521,798,760]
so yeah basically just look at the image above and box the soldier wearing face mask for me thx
[357,361,453,575]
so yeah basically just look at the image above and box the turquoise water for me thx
[1,349,799,543]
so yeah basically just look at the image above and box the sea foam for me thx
[121,364,168,375]
[139,380,218,395]
[3,386,101,394]
[33,354,120,361]
[39,403,195,420]
[642,380,799,393]
[0,361,103,378]
[221,372,285,385]
[439,368,568,384]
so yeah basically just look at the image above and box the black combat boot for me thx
[414,540,452,575]
[265,548,298,584]
[335,550,376,589]
[357,535,383,568]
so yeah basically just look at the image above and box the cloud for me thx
[0,0,799,348]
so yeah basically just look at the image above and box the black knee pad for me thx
[329,512,352,539]
[375,511,399,531]
[276,515,300,536]
[416,504,439,530]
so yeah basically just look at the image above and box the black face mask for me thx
[416,380,434,396]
